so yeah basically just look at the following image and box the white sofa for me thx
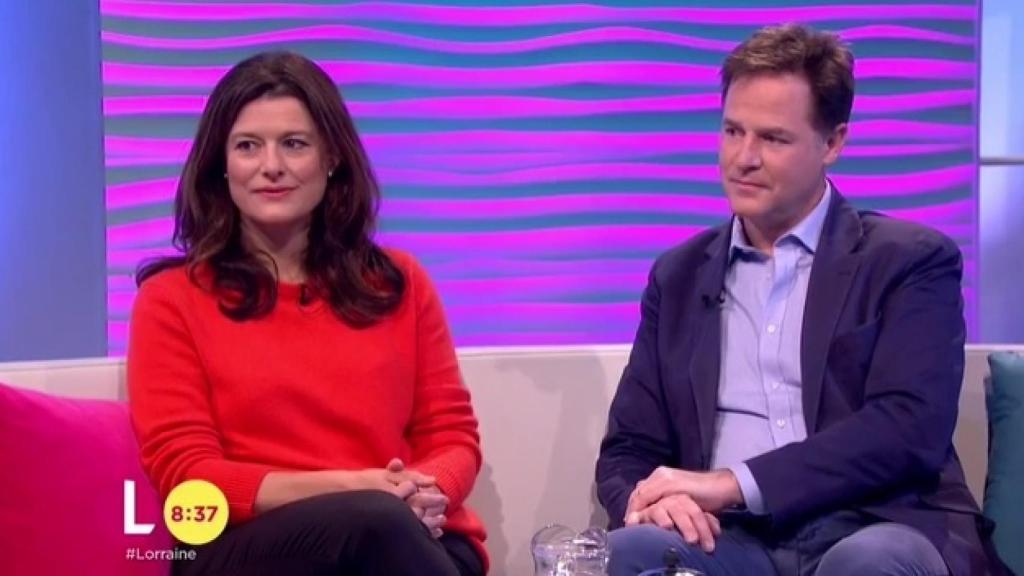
[0,344,1019,575]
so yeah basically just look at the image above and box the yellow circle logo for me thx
[163,480,229,545]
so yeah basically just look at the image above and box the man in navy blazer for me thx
[596,25,1005,576]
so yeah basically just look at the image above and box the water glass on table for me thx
[531,524,610,575]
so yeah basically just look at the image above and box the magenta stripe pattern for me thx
[102,0,981,351]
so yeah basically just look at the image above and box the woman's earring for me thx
[328,169,334,178]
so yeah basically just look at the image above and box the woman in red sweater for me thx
[127,51,487,575]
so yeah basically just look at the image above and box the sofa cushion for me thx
[985,351,1024,575]
[0,381,172,575]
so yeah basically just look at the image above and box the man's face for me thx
[719,73,847,239]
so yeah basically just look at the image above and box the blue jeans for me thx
[609,516,949,576]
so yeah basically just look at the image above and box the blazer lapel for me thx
[801,191,864,433]
[688,223,731,466]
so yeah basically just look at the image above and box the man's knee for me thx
[815,523,949,576]
[608,525,703,576]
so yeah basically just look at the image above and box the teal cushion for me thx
[985,351,1024,575]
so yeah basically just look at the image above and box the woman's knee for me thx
[303,490,421,537]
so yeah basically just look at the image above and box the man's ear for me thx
[823,123,848,167]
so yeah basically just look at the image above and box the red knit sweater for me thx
[127,249,487,568]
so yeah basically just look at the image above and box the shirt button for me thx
[772,382,780,390]
[776,419,786,428]
[767,324,777,334]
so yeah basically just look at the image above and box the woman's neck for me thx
[241,221,310,283]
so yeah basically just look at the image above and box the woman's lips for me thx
[253,186,295,197]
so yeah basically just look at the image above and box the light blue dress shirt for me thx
[712,183,832,514]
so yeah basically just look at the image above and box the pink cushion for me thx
[0,382,172,575]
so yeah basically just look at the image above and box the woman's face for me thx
[224,95,331,242]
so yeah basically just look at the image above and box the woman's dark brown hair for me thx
[137,51,404,326]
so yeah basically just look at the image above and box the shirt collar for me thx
[729,180,832,260]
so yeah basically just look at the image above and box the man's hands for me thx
[627,493,722,552]
[623,467,743,552]
[627,467,743,516]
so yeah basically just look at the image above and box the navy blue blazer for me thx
[596,192,1002,575]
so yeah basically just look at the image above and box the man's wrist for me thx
[716,468,744,508]
[726,463,767,514]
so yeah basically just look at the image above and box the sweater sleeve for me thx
[127,276,278,524]
[401,258,482,510]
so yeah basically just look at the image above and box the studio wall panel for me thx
[102,0,981,352]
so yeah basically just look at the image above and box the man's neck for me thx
[740,181,827,255]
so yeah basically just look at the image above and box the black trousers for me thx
[174,490,485,576]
